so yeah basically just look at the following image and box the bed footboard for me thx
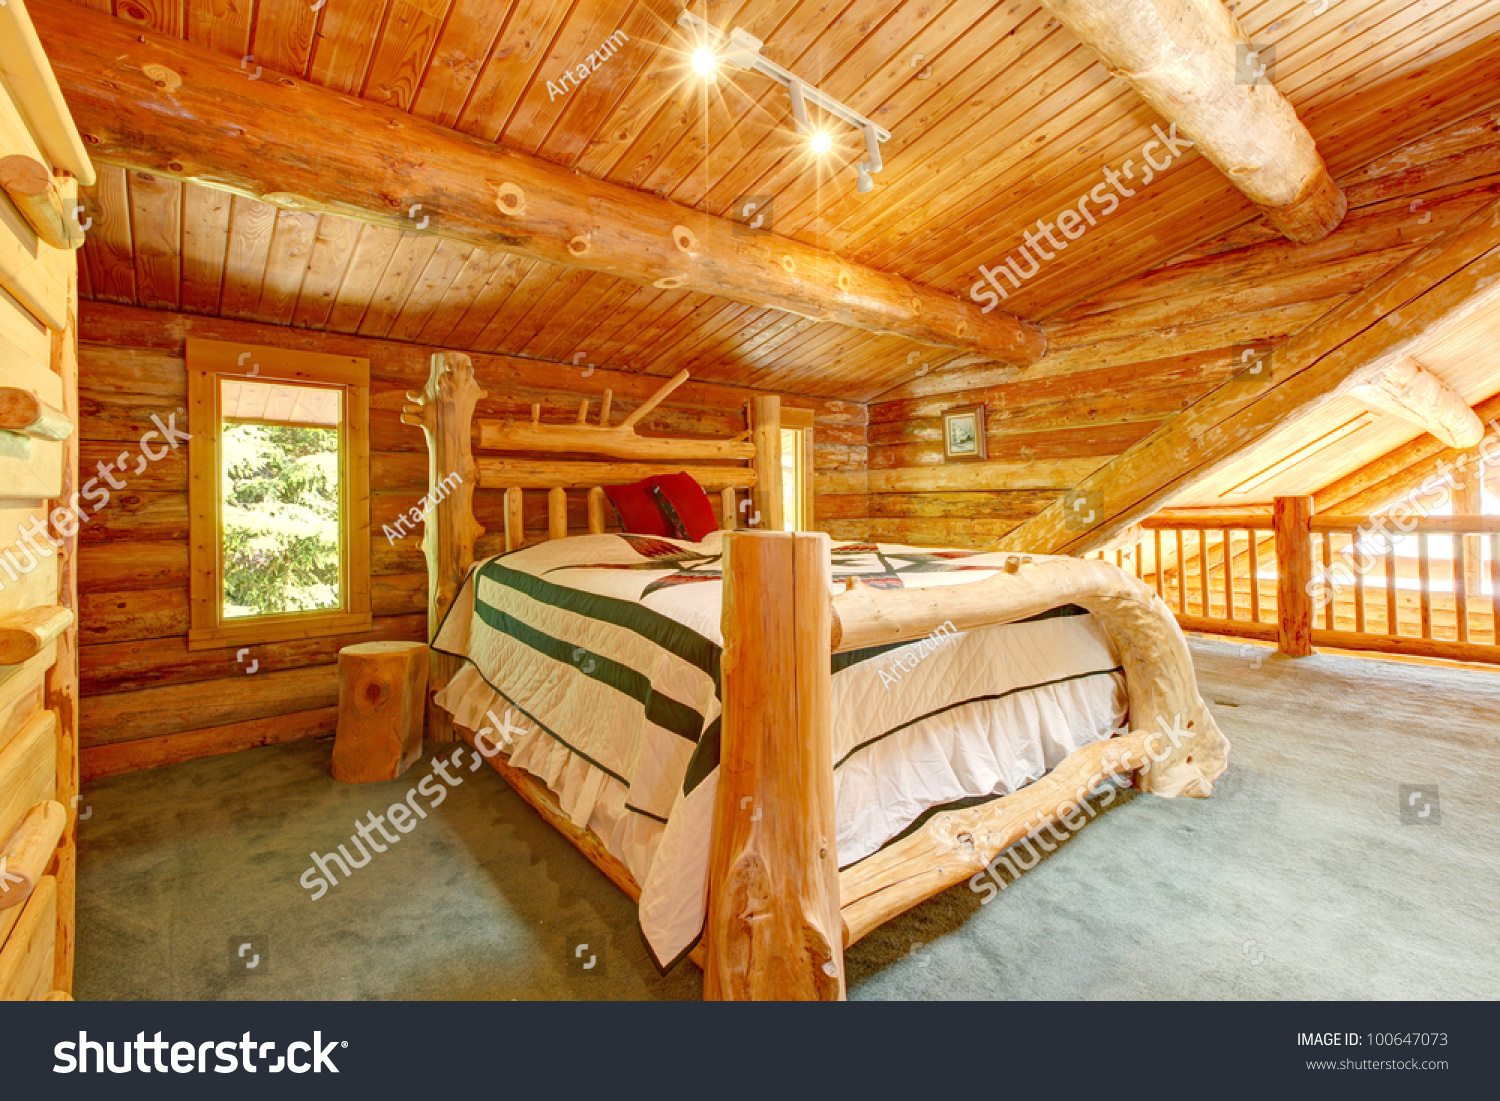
[708,532,1230,1000]
[830,554,1230,799]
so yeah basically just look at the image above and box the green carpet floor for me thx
[75,640,1500,1000]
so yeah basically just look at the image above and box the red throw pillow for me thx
[605,479,678,538]
[651,472,718,542]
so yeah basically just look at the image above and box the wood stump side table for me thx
[331,641,429,783]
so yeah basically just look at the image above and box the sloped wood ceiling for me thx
[868,108,1500,547]
[68,0,1500,401]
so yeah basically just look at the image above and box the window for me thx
[780,408,815,532]
[187,338,371,649]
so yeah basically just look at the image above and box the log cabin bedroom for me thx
[0,0,1498,1016]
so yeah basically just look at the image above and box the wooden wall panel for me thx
[78,302,868,778]
[0,15,85,997]
[867,111,1500,549]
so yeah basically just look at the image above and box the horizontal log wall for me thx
[77,303,867,779]
[867,110,1500,549]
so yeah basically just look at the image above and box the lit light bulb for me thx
[692,48,717,77]
[810,131,832,155]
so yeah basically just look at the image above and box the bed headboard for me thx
[401,351,778,739]
[472,365,768,545]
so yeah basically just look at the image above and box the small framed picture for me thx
[941,404,987,462]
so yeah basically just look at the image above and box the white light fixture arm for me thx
[788,78,812,136]
[860,123,884,175]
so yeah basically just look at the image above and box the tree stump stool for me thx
[332,642,429,783]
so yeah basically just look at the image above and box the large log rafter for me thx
[32,1,1046,365]
[1037,0,1346,243]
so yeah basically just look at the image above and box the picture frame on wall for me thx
[941,404,987,462]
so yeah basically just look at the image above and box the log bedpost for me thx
[587,487,607,535]
[705,531,843,1001]
[402,352,486,743]
[1274,495,1315,657]
[749,396,783,533]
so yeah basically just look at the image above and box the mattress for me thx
[432,532,1128,967]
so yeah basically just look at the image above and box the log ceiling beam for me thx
[1037,0,1346,243]
[32,2,1046,365]
[997,197,1500,555]
[1345,356,1484,449]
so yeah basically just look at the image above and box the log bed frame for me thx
[404,351,1230,1001]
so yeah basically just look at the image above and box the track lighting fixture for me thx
[679,10,890,192]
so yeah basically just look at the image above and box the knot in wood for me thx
[495,182,527,217]
[141,63,182,93]
[355,678,392,716]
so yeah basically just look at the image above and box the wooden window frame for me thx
[186,338,371,651]
[781,407,816,532]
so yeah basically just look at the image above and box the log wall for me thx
[868,109,1500,548]
[76,303,867,779]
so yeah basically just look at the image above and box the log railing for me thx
[1307,512,1500,663]
[1095,512,1282,646]
[1093,498,1500,664]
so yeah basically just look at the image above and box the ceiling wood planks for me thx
[47,0,1500,402]
[42,0,1045,363]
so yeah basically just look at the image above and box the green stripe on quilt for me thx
[829,603,1092,674]
[478,559,722,684]
[466,557,1107,801]
[471,599,709,745]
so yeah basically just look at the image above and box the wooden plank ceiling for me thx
[69,0,1500,401]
